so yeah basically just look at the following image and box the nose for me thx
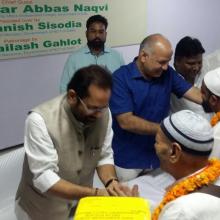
[94,31,101,38]
[193,64,201,73]
[93,111,103,118]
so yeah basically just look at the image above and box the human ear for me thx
[210,95,218,105]
[86,30,89,38]
[67,89,77,105]
[169,143,182,163]
[140,50,149,62]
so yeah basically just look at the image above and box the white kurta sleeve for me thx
[210,123,220,159]
[24,112,60,193]
[97,109,114,166]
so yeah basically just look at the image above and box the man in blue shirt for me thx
[110,34,202,181]
[60,14,125,93]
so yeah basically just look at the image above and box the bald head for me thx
[139,34,172,55]
[136,34,173,79]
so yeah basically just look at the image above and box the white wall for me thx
[147,0,220,54]
[0,0,220,149]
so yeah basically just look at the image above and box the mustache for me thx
[93,37,102,42]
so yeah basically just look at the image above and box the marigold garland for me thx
[152,159,220,220]
[211,112,220,127]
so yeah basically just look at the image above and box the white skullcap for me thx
[204,67,220,97]
[161,110,214,155]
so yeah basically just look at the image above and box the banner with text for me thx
[0,0,147,60]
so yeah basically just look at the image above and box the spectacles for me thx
[77,96,108,114]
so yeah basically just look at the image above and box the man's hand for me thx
[106,180,139,197]
[96,188,110,196]
[121,184,139,197]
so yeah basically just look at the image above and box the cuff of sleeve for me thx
[111,108,133,116]
[97,157,114,167]
[33,170,61,193]
[178,84,193,98]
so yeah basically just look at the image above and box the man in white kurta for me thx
[201,68,220,158]
[129,110,220,219]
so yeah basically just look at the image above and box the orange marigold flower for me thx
[211,112,220,127]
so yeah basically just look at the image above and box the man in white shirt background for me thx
[170,36,212,121]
